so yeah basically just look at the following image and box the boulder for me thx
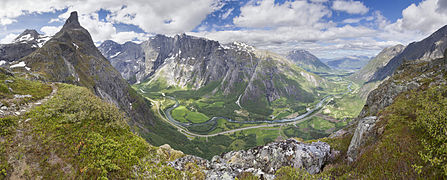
[170,139,333,179]
[347,116,377,161]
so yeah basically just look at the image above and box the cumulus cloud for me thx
[387,0,447,35]
[332,0,369,15]
[40,26,62,36]
[234,0,331,28]
[0,0,220,35]
[2,0,447,59]
[111,31,149,44]
[0,33,19,44]
[105,0,219,34]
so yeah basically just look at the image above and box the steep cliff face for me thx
[98,40,145,84]
[0,29,50,63]
[371,25,447,81]
[286,49,331,72]
[20,12,155,128]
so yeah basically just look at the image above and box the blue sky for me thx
[1,0,447,59]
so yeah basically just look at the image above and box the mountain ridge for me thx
[286,49,331,72]
[371,24,447,81]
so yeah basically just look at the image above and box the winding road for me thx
[147,83,352,138]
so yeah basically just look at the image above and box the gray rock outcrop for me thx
[170,139,334,180]
[347,116,377,161]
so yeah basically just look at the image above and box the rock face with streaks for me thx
[170,139,334,180]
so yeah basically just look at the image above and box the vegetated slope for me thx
[371,24,447,81]
[350,44,405,99]
[286,49,331,73]
[14,12,191,153]
[0,78,194,179]
[0,29,50,63]
[278,51,447,179]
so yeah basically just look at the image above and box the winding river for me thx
[163,83,352,134]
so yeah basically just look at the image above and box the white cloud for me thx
[387,0,447,35]
[0,0,219,35]
[105,0,220,34]
[332,0,369,15]
[233,0,331,28]
[221,8,234,19]
[0,33,18,44]
[2,0,447,60]
[40,26,62,36]
[0,18,17,26]
[111,31,149,44]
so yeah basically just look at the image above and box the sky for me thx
[1,0,447,59]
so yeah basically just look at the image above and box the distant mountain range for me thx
[321,55,371,71]
[286,49,331,73]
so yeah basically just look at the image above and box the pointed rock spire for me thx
[63,11,81,29]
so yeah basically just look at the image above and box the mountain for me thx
[350,44,405,82]
[370,24,447,81]
[323,55,370,70]
[0,29,50,63]
[101,36,328,119]
[18,12,156,131]
[98,40,145,84]
[286,49,331,72]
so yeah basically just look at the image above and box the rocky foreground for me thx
[169,139,336,180]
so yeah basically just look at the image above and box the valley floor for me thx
[135,71,365,159]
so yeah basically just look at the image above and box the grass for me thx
[3,83,190,179]
[171,105,209,123]
[185,111,209,123]
[171,106,188,123]
[0,68,52,106]
[309,116,335,131]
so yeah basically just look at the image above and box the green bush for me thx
[28,84,184,179]
[411,86,447,176]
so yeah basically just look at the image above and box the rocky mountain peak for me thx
[62,11,81,29]
[13,29,41,43]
